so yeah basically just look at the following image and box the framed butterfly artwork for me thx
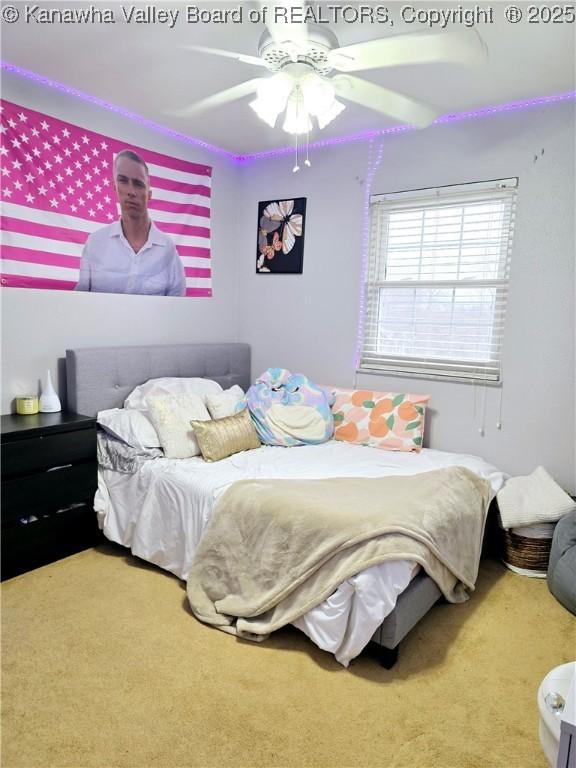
[256,198,307,274]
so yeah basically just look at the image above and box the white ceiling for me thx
[2,1,575,154]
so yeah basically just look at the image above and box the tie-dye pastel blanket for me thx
[247,368,334,446]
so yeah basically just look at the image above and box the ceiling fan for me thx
[175,1,487,134]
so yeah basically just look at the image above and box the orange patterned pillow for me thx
[331,389,431,452]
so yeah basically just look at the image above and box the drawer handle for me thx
[46,464,73,473]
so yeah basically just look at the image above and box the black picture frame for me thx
[256,197,306,274]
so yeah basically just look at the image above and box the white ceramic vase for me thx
[39,369,62,413]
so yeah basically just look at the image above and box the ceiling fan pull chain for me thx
[293,93,301,172]
[293,132,300,173]
[305,131,311,167]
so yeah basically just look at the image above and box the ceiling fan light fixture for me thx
[298,72,345,130]
[183,25,489,141]
[250,71,293,129]
[300,72,337,116]
[316,98,346,129]
[249,97,281,128]
[282,88,313,135]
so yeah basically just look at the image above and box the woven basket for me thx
[500,528,553,572]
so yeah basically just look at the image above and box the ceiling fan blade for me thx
[169,78,262,117]
[183,45,268,69]
[328,30,487,73]
[261,1,309,56]
[332,75,440,128]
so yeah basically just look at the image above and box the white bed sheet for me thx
[95,441,505,665]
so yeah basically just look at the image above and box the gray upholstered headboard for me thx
[66,343,251,416]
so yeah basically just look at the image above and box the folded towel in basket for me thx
[511,522,556,539]
[497,466,576,529]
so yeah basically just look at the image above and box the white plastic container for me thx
[39,369,61,413]
[538,661,576,767]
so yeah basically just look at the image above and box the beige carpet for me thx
[1,544,574,768]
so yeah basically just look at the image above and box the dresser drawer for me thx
[1,503,103,580]
[1,461,97,524]
[1,427,96,479]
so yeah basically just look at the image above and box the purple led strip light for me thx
[2,60,574,164]
[238,91,576,162]
[355,139,385,374]
[0,61,238,161]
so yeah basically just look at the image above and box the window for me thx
[359,179,518,382]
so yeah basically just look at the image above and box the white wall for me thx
[236,104,575,491]
[1,71,241,413]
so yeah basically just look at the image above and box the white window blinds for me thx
[359,179,518,382]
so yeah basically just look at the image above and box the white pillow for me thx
[124,377,223,411]
[147,394,211,459]
[205,385,246,420]
[97,408,161,449]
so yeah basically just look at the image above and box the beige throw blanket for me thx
[187,467,491,639]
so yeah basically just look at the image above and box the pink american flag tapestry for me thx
[0,100,212,297]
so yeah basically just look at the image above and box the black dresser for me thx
[1,412,102,580]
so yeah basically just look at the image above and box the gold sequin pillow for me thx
[191,409,261,462]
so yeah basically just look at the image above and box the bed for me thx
[66,342,505,668]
